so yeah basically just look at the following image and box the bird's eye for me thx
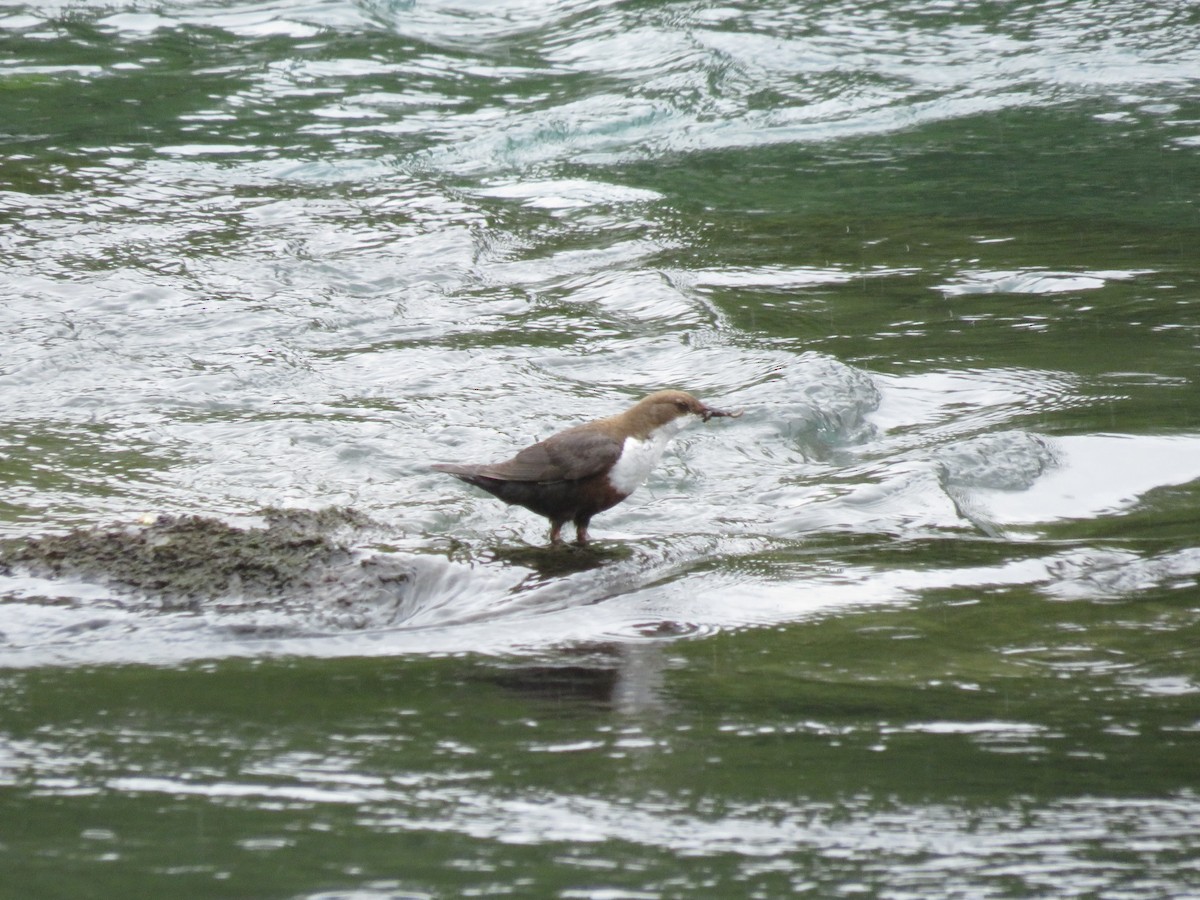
[675,400,689,411]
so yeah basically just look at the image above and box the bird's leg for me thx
[573,515,591,546]
[549,520,565,545]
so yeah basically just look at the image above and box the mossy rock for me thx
[1,507,381,610]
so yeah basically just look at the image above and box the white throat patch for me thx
[607,417,694,496]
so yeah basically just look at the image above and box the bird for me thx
[432,390,742,545]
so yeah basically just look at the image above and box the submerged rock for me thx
[935,431,1058,491]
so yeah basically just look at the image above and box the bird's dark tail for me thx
[431,462,476,477]
[431,462,499,492]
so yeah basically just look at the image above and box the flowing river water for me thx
[2,1,1200,896]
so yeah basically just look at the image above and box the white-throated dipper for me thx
[432,390,743,545]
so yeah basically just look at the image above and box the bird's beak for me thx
[700,404,744,423]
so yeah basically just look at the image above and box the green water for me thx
[6,605,1200,897]
[3,0,1200,896]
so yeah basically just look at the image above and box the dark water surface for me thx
[3,0,1200,896]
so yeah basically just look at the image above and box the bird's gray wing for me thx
[476,427,622,482]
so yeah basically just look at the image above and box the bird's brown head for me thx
[625,390,744,435]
